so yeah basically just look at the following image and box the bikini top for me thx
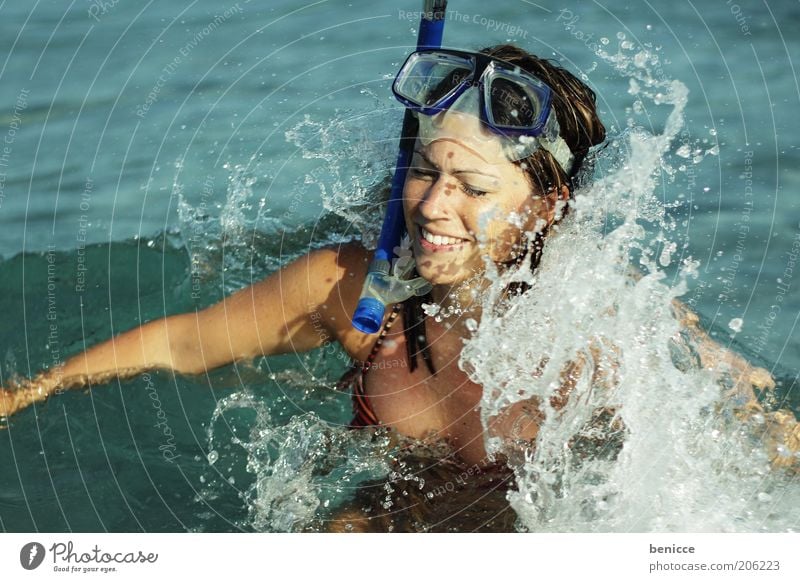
[349,302,403,428]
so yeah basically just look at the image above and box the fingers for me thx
[748,367,775,391]
[763,410,800,474]
[0,388,20,418]
[0,384,50,419]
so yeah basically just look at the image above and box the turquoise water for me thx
[0,0,798,531]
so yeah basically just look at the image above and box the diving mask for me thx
[393,49,575,173]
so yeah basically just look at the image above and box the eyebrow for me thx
[413,149,501,179]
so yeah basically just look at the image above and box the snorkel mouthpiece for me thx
[353,250,432,334]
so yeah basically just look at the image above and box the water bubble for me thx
[207,450,218,465]
[600,37,609,45]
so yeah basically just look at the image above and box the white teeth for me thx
[421,228,462,246]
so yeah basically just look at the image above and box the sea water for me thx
[0,0,798,532]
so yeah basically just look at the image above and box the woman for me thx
[1,45,793,531]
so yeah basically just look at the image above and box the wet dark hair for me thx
[403,44,606,375]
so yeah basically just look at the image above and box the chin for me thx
[416,268,461,287]
[414,255,485,288]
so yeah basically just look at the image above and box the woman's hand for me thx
[0,387,22,419]
[0,373,57,419]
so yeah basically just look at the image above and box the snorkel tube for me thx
[352,0,447,334]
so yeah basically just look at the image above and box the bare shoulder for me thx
[306,240,371,300]
[306,241,378,358]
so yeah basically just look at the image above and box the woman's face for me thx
[402,115,560,286]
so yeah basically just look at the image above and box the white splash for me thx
[204,391,392,532]
[459,48,800,532]
[284,101,400,247]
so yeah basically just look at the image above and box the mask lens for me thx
[395,53,474,108]
[485,70,549,132]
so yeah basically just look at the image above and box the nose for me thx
[417,174,456,221]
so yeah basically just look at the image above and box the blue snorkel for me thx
[352,0,447,334]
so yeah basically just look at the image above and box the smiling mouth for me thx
[417,226,469,251]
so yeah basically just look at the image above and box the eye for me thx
[409,167,438,180]
[461,183,488,197]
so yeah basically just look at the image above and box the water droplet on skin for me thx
[422,303,440,317]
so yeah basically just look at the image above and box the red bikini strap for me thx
[362,303,402,370]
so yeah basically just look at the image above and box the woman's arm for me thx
[0,242,369,418]
[670,299,774,396]
[670,301,799,472]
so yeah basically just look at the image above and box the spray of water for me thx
[203,392,393,532]
[284,94,401,247]
[460,45,800,532]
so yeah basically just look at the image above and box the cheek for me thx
[402,183,423,221]
[485,220,522,259]
[479,196,543,260]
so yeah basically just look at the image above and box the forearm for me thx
[670,299,774,395]
[1,316,181,417]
